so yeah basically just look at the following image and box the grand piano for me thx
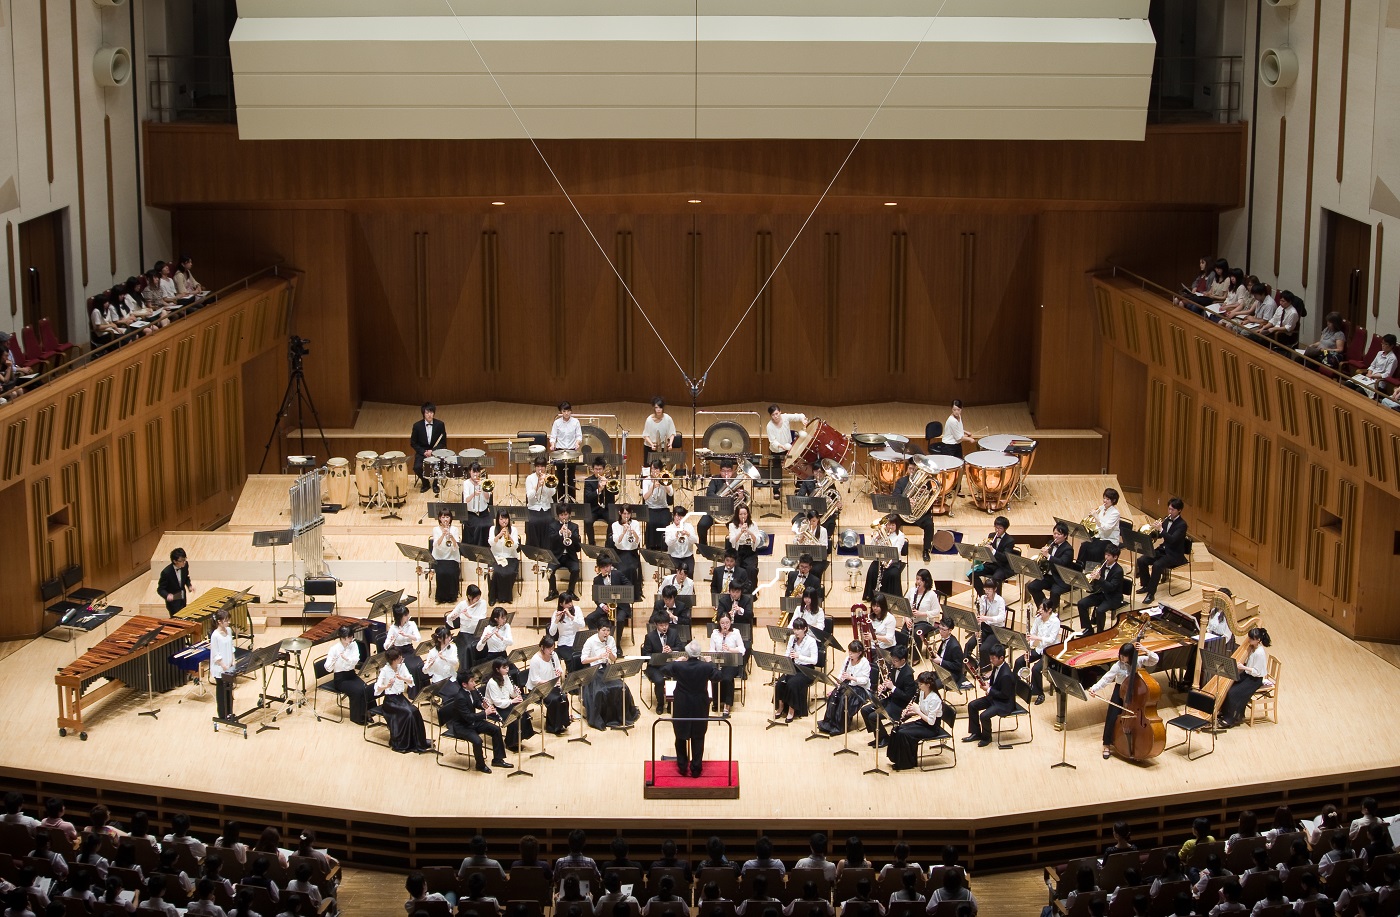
[1042,606,1200,729]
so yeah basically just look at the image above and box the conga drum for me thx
[964,451,1019,513]
[380,451,410,505]
[354,451,380,504]
[324,457,352,508]
[868,448,907,494]
[923,454,964,515]
[785,419,852,469]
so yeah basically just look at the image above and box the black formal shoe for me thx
[433,485,440,496]
[867,740,878,748]
[922,550,931,562]
[476,764,493,774]
[543,592,560,602]
[676,762,689,776]
[1136,586,1149,594]
[493,759,513,769]
[690,768,703,778]
[876,739,889,749]
[1142,594,1156,605]
[1033,694,1045,705]
[419,482,430,493]
[976,738,992,747]
[961,734,980,743]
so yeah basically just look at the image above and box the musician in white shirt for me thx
[611,504,646,601]
[525,456,558,547]
[863,516,907,603]
[709,614,745,715]
[423,626,461,700]
[487,510,521,605]
[867,596,897,650]
[462,462,493,546]
[374,647,433,753]
[642,396,678,464]
[579,624,638,729]
[789,588,827,665]
[970,582,1007,666]
[484,657,534,750]
[548,401,583,499]
[727,503,767,585]
[430,510,463,605]
[386,604,424,682]
[793,511,830,578]
[1077,487,1122,566]
[773,618,819,723]
[1089,639,1160,760]
[1014,602,1061,705]
[447,584,490,666]
[902,568,940,656]
[814,640,872,735]
[1218,627,1272,729]
[664,507,698,576]
[887,671,946,770]
[765,404,807,498]
[475,606,513,664]
[322,625,370,725]
[209,609,237,723]
[547,594,587,668]
[660,565,696,598]
[642,459,674,550]
[525,636,571,734]
[938,400,977,458]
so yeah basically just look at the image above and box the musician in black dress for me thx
[1134,498,1190,605]
[665,643,719,777]
[158,547,193,615]
[971,516,1017,594]
[1218,627,1271,729]
[581,457,617,546]
[814,641,871,735]
[322,625,370,725]
[773,618,819,724]
[579,623,639,730]
[409,402,447,494]
[887,672,948,771]
[373,647,433,754]
[439,671,510,773]
[1026,522,1076,609]
[964,644,1015,748]
[546,504,581,601]
[862,644,915,746]
[430,509,463,605]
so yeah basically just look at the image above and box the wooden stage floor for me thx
[0,474,1392,836]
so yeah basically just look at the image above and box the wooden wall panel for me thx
[0,278,295,638]
[1093,275,1400,641]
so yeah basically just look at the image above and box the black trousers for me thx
[1026,574,1069,610]
[215,674,235,720]
[861,696,904,739]
[646,669,667,710]
[449,720,507,765]
[674,717,709,770]
[767,452,785,497]
[549,558,580,596]
[1102,683,1124,745]
[1136,552,1181,597]
[966,695,1015,738]
[1077,595,1123,633]
[1013,651,1046,696]
[906,514,935,556]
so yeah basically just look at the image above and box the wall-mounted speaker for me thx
[93,46,132,88]
[1260,48,1299,89]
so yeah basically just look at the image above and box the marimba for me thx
[173,586,256,637]
[55,615,201,738]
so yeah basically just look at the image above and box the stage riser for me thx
[4,766,1394,876]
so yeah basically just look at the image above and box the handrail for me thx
[1103,264,1389,398]
[9,264,287,393]
[648,715,735,788]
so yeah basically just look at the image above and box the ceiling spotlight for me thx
[884,202,898,207]
[491,201,505,206]
[688,199,702,204]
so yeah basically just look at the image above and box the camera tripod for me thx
[259,338,332,473]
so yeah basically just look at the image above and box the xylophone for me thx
[55,615,202,738]
[299,614,372,646]
[172,586,256,638]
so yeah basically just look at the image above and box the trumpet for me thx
[560,524,573,546]
[543,473,558,489]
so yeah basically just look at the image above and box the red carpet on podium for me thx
[643,760,740,799]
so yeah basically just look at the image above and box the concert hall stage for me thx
[1,414,1397,874]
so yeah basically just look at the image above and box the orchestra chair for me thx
[915,706,959,771]
[302,577,339,620]
[108,865,144,891]
[61,564,107,610]
[363,702,393,749]
[1165,689,1217,759]
[787,868,831,903]
[504,866,552,908]
[924,421,942,455]
[435,721,486,772]
[1195,875,1231,906]
[125,834,160,872]
[696,867,741,903]
[311,662,351,724]
[1245,657,1281,726]
[1164,539,1194,597]
[1105,887,1150,917]
[39,318,78,362]
[991,699,1033,749]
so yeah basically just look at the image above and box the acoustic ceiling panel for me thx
[230,2,1156,141]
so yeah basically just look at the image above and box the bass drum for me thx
[785,418,851,470]
[354,451,380,505]
[380,451,410,506]
[324,457,352,508]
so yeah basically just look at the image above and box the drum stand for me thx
[365,465,400,520]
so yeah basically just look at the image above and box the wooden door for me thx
[1323,210,1371,332]
[17,209,69,343]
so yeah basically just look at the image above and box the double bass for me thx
[1110,623,1167,762]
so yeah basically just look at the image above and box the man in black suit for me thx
[157,547,193,616]
[664,643,718,777]
[1077,544,1127,634]
[581,457,616,546]
[409,402,448,494]
[587,556,632,630]
[1135,498,1190,605]
[545,504,581,601]
[440,671,511,773]
[711,550,742,596]
[894,458,936,562]
[933,618,967,688]
[715,578,755,630]
[641,618,677,710]
[1026,522,1077,609]
[783,553,823,602]
[696,459,744,545]
[651,585,691,646]
[964,644,1016,747]
[861,644,915,747]
[971,516,1018,594]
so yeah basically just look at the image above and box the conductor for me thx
[664,642,718,778]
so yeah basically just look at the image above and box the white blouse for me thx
[548,605,586,647]
[612,520,643,551]
[324,640,360,674]
[665,522,697,557]
[526,473,557,511]
[642,475,672,509]
[484,677,518,709]
[660,573,696,595]
[424,644,459,684]
[869,614,896,648]
[792,521,829,548]
[1026,613,1062,652]
[1093,505,1122,544]
[906,587,939,621]
[791,606,825,634]
[490,525,520,561]
[836,655,871,689]
[581,634,618,666]
[209,628,236,680]
[525,652,565,691]
[728,522,767,551]
[1240,646,1268,679]
[431,523,462,562]
[913,690,944,725]
[387,620,420,650]
[477,622,513,653]
[975,594,1007,628]
[710,629,745,655]
[463,478,491,514]
[1090,649,1161,694]
[785,634,819,666]
[447,598,490,633]
[375,662,413,696]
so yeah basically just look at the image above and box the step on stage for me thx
[644,760,741,800]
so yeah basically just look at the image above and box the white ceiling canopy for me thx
[230,1,1156,141]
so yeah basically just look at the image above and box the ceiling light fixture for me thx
[491,201,505,206]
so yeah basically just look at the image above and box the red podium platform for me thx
[643,760,740,799]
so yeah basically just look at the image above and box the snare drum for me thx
[438,452,461,478]
[325,457,352,508]
[380,450,410,506]
[354,451,380,504]
[920,454,963,515]
[964,450,1019,513]
[868,448,907,494]
[785,418,852,470]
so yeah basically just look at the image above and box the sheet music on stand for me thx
[881,593,912,617]
[1006,553,1043,581]
[1199,649,1239,691]
[365,588,405,621]
[750,650,799,729]
[1054,516,1092,542]
[460,544,494,568]
[871,494,911,519]
[498,506,530,525]
[1122,530,1155,558]
[693,496,730,518]
[859,545,899,565]
[765,623,795,646]
[787,496,828,516]
[778,596,804,613]
[1054,564,1093,593]
[696,544,727,563]
[786,544,829,563]
[594,585,635,606]
[396,543,433,565]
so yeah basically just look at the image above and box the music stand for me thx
[252,529,296,604]
[881,593,912,618]
[693,496,731,522]
[560,667,598,745]
[785,544,829,564]
[523,678,559,761]
[651,450,685,470]
[608,503,646,524]
[696,544,727,566]
[778,596,804,617]
[602,658,645,733]
[1122,530,1155,564]
[460,544,494,587]
[990,624,1029,658]
[501,699,535,778]
[580,543,619,566]
[865,704,893,776]
[1046,668,1087,771]
[786,495,828,517]
[133,624,167,720]
[859,544,899,568]
[751,651,799,729]
[396,542,435,604]
[871,494,911,519]
[425,501,468,523]
[765,623,794,652]
[955,542,994,566]
[945,607,978,658]
[1199,650,1238,721]
[520,545,558,606]
[1006,553,1044,611]
[804,666,842,743]
[1057,517,1092,543]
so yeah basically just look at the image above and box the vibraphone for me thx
[1042,608,1199,730]
[173,586,256,637]
[55,615,202,738]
